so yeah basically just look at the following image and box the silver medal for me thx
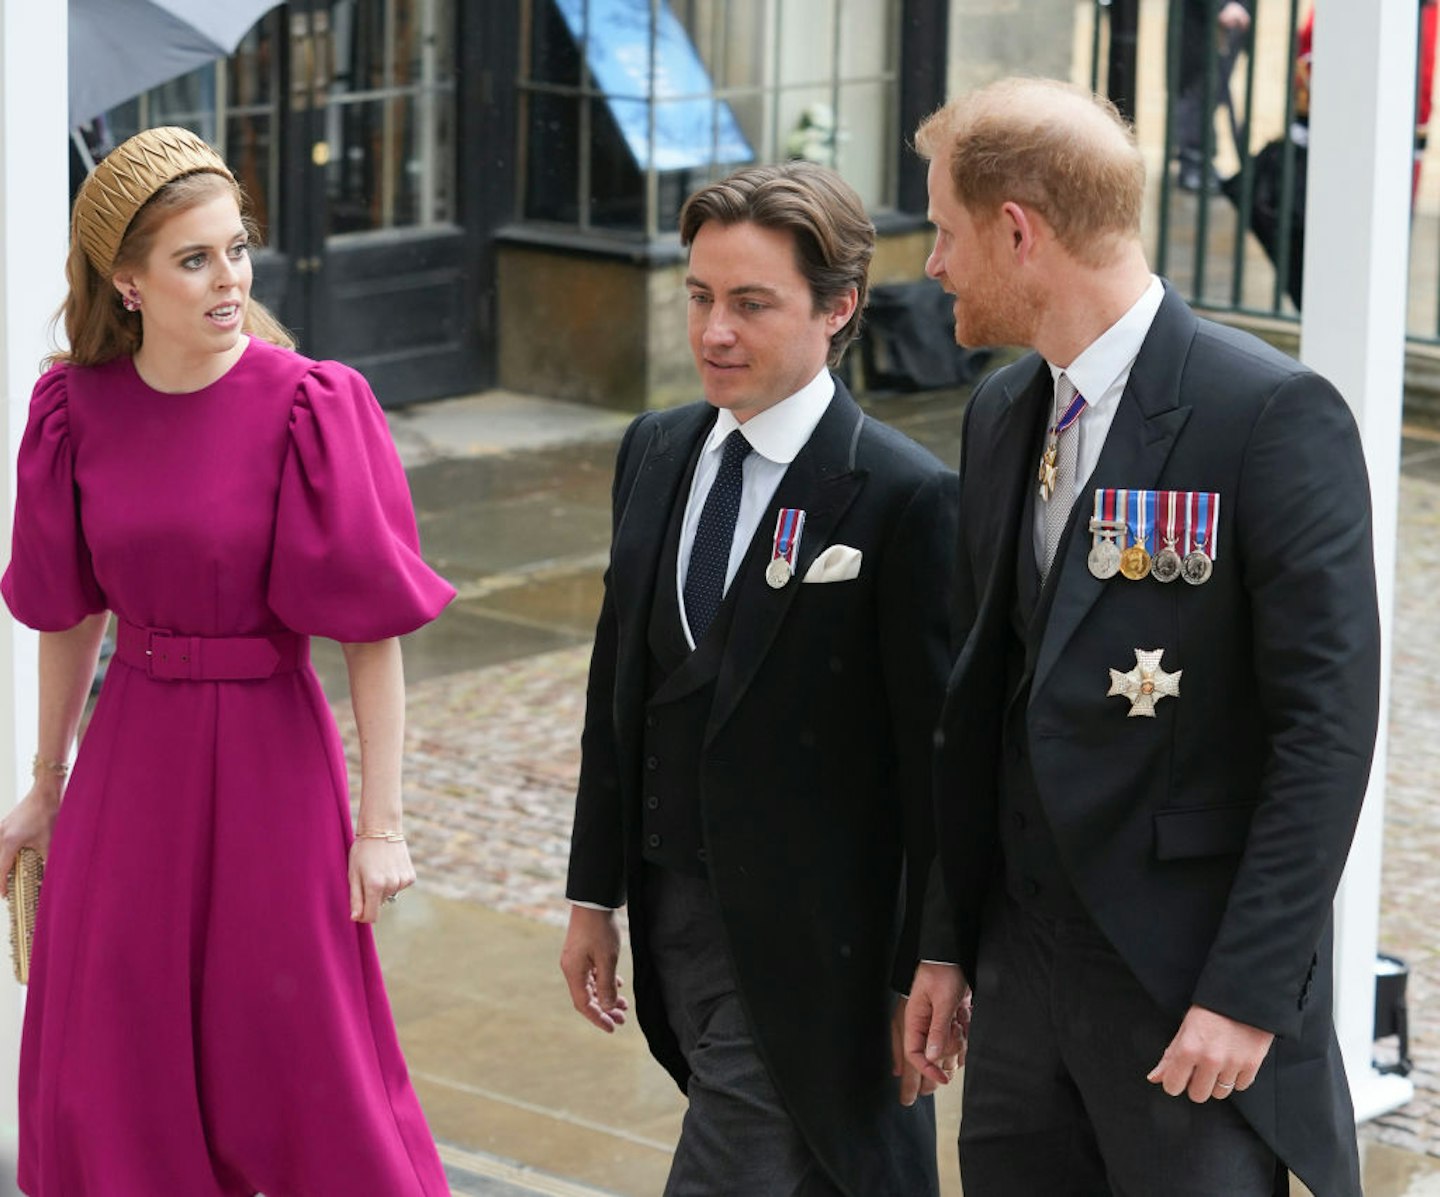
[1088,539,1121,579]
[1151,547,1183,583]
[1181,551,1213,586]
[765,558,792,589]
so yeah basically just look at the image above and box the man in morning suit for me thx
[903,78,1379,1196]
[560,161,958,1196]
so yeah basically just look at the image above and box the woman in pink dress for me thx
[0,126,455,1195]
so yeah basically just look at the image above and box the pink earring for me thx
[122,290,141,312]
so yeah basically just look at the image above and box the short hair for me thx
[915,77,1145,266]
[679,161,874,366]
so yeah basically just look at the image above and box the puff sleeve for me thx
[268,362,455,641]
[1,369,107,630]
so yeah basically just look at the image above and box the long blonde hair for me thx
[51,171,294,369]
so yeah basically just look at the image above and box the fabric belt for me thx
[114,618,308,681]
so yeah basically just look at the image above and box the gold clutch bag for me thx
[7,848,43,985]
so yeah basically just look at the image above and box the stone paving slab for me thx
[387,392,633,471]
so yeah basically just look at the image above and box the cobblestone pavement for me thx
[335,646,589,929]
[1366,441,1440,1157]
[334,405,1440,1174]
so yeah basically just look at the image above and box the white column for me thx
[0,0,69,1180]
[1300,0,1416,1121]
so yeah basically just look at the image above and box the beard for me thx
[949,272,1035,350]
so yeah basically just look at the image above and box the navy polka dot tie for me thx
[684,430,752,641]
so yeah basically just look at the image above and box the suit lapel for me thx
[1031,288,1197,698]
[610,404,716,764]
[705,384,868,743]
[965,360,1051,661]
[611,405,714,614]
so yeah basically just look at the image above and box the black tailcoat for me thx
[568,381,957,1195]
[933,287,1379,1196]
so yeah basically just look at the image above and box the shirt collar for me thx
[704,367,836,464]
[1047,275,1164,405]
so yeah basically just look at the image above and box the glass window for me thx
[97,1,457,248]
[323,0,458,238]
[518,0,902,238]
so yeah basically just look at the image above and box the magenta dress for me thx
[1,337,456,1196]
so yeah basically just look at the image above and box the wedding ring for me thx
[1215,1080,1235,1090]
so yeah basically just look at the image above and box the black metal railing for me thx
[1085,0,1440,345]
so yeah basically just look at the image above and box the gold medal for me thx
[1037,440,1058,502]
[1119,542,1151,580]
[1117,489,1155,579]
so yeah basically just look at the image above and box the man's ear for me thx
[999,201,1040,265]
[825,286,859,334]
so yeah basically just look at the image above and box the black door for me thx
[268,0,481,404]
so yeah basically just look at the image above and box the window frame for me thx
[512,0,939,249]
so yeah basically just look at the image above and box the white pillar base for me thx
[1351,1070,1415,1124]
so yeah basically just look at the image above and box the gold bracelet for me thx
[31,755,69,781]
[355,829,406,843]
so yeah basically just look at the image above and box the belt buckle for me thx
[145,629,193,680]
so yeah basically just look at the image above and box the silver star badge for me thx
[1107,648,1182,718]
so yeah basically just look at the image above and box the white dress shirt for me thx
[677,368,835,649]
[1032,276,1165,566]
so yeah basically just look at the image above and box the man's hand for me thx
[899,962,970,1103]
[559,905,630,1033]
[1147,1004,1274,1102]
[1217,1,1251,31]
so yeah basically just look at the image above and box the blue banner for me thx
[553,0,754,171]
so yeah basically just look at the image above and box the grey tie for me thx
[1040,373,1084,581]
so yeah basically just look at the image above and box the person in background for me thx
[1174,0,1252,193]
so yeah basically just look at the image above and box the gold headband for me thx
[73,126,236,276]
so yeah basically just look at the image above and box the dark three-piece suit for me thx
[931,285,1379,1195]
[567,380,957,1194]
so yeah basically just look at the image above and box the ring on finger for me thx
[383,892,398,904]
[1215,1080,1235,1091]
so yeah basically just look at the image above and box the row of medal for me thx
[1088,489,1219,585]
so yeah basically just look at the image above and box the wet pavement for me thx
[304,387,1440,1195]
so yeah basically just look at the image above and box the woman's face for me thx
[114,189,251,361]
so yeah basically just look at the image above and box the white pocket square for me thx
[802,545,863,583]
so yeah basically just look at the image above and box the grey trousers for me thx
[645,867,843,1197]
[959,892,1284,1197]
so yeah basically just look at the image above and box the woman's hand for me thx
[0,785,61,898]
[348,836,416,923]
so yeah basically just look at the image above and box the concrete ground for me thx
[300,386,1440,1195]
